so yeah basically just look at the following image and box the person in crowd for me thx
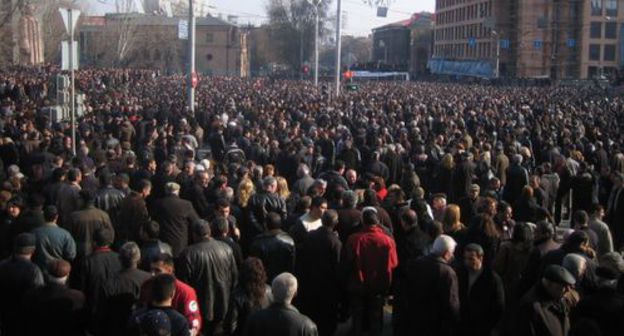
[588,203,614,256]
[150,182,199,257]
[249,212,296,282]
[0,233,44,335]
[21,259,87,336]
[176,219,238,335]
[31,205,76,270]
[243,272,318,336]
[246,176,288,245]
[406,235,459,336]
[457,243,505,336]
[224,257,273,336]
[140,220,173,271]
[297,210,342,336]
[343,208,398,335]
[118,178,152,244]
[66,189,114,260]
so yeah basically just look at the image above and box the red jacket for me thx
[345,225,398,294]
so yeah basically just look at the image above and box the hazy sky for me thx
[88,0,435,36]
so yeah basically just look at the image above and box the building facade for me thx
[433,0,624,79]
[80,14,249,77]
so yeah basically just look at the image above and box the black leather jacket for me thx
[176,238,238,323]
[246,192,287,241]
[249,230,295,281]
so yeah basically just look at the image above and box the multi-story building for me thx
[371,12,433,75]
[80,13,249,77]
[433,0,624,79]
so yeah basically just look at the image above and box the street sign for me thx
[59,8,80,34]
[567,38,576,48]
[500,39,510,49]
[468,37,476,47]
[178,19,188,40]
[61,41,79,70]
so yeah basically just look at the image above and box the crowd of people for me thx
[1,64,624,336]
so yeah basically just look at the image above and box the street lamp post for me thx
[306,0,322,87]
[187,0,196,114]
[492,30,501,79]
[335,0,342,97]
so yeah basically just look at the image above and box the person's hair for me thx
[512,222,534,250]
[237,178,255,207]
[94,228,114,247]
[152,253,175,267]
[43,205,59,222]
[362,208,380,226]
[590,203,603,215]
[441,153,454,169]
[573,210,589,227]
[215,198,230,210]
[443,204,463,233]
[321,210,339,229]
[275,176,290,199]
[294,196,312,213]
[263,164,275,177]
[212,216,229,236]
[363,188,380,206]
[471,213,501,239]
[79,189,96,204]
[563,253,587,280]
[520,185,534,199]
[342,190,358,208]
[119,242,141,268]
[464,243,484,256]
[431,235,457,256]
[271,272,298,304]
[99,172,113,186]
[135,179,152,192]
[400,209,418,228]
[151,274,177,303]
[535,220,555,239]
[240,257,268,309]
[67,168,81,182]
[334,160,345,171]
[143,220,160,239]
[266,212,282,230]
[311,196,327,209]
[297,164,310,177]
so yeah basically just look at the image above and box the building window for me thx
[605,22,617,38]
[589,44,601,60]
[537,16,548,29]
[206,33,214,43]
[606,0,617,17]
[591,0,602,16]
[588,66,598,78]
[604,44,616,61]
[591,22,602,38]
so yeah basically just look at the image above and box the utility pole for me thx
[69,9,76,156]
[307,0,322,87]
[187,0,196,114]
[335,0,342,97]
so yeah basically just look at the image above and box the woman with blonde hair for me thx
[275,176,290,200]
[237,178,255,209]
[442,204,467,251]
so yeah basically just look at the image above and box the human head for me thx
[192,219,211,239]
[6,197,22,218]
[321,209,339,230]
[297,163,310,178]
[151,274,176,305]
[150,253,175,275]
[165,182,181,196]
[272,272,298,304]
[534,220,555,241]
[119,241,141,269]
[362,207,380,227]
[589,203,605,219]
[80,189,96,206]
[13,232,36,257]
[195,170,210,188]
[309,196,328,219]
[541,265,575,299]
[345,169,357,185]
[442,204,462,233]
[463,243,484,272]
[573,210,589,229]
[215,198,231,218]
[47,259,72,285]
[469,184,480,199]
[399,209,418,231]
[265,212,283,230]
[212,216,229,238]
[135,179,152,198]
[341,190,358,209]
[43,205,59,223]
[263,176,277,193]
[94,228,114,248]
[431,235,457,262]
[562,253,588,282]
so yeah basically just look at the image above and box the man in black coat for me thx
[245,176,288,245]
[150,182,199,257]
[97,242,152,336]
[298,210,342,336]
[181,170,212,219]
[176,219,238,336]
[406,235,460,336]
[0,233,45,336]
[457,243,505,336]
[70,228,121,329]
[515,265,576,336]
[250,212,296,282]
[244,272,318,336]
[22,259,87,336]
[503,154,529,205]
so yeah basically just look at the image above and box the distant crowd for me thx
[1,65,624,336]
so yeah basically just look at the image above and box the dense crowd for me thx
[1,65,624,336]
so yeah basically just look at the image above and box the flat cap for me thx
[543,265,576,286]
